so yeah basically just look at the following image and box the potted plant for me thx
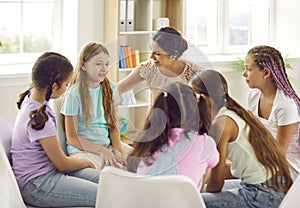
[230,54,293,71]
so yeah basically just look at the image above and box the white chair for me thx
[0,116,27,208]
[96,166,206,208]
[279,175,300,208]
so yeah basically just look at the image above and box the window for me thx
[0,0,60,65]
[184,0,274,54]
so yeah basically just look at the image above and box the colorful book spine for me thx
[119,46,141,68]
[119,46,125,68]
[120,45,127,68]
[125,46,133,68]
[134,49,140,66]
[131,48,136,67]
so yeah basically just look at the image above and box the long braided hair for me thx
[191,70,293,193]
[16,52,73,130]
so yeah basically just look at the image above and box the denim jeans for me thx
[20,168,100,207]
[202,179,286,208]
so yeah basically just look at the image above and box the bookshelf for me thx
[104,0,183,143]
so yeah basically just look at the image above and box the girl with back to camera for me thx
[127,82,219,191]
[191,70,292,208]
[118,27,204,98]
[244,45,300,179]
[61,42,130,170]
[11,52,100,207]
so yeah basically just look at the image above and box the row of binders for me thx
[120,0,134,32]
[119,45,140,68]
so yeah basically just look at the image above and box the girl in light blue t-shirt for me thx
[61,42,129,170]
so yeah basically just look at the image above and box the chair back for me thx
[279,175,300,207]
[50,98,68,155]
[0,116,27,208]
[96,166,206,208]
[0,116,13,163]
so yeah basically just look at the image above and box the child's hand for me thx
[86,160,96,169]
[98,148,119,169]
[78,158,96,169]
[113,149,127,169]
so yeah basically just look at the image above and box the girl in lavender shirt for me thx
[127,82,219,191]
[11,52,100,207]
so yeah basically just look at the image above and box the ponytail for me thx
[16,87,32,109]
[29,83,53,130]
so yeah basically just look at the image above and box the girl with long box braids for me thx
[244,45,300,180]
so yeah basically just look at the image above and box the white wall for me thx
[0,74,31,127]
[274,0,300,56]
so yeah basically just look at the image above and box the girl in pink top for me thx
[127,82,219,190]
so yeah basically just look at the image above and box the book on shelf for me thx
[134,49,140,65]
[119,45,140,69]
[121,89,136,105]
[119,46,126,68]
[125,45,133,68]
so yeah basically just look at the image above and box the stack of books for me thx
[119,45,140,68]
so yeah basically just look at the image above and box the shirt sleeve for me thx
[204,135,220,168]
[139,60,155,80]
[60,87,80,116]
[27,112,57,142]
[276,96,300,126]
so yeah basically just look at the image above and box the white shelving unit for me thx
[106,0,183,143]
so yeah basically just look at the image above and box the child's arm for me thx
[39,136,95,171]
[64,115,118,169]
[110,127,122,152]
[276,124,296,153]
[206,116,237,192]
[201,168,211,192]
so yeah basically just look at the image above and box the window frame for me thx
[0,0,62,66]
[183,0,275,55]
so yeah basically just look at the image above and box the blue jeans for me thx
[202,179,286,208]
[20,168,100,207]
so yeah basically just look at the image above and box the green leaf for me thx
[230,57,245,71]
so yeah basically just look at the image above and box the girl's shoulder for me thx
[66,84,79,94]
[276,88,296,104]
